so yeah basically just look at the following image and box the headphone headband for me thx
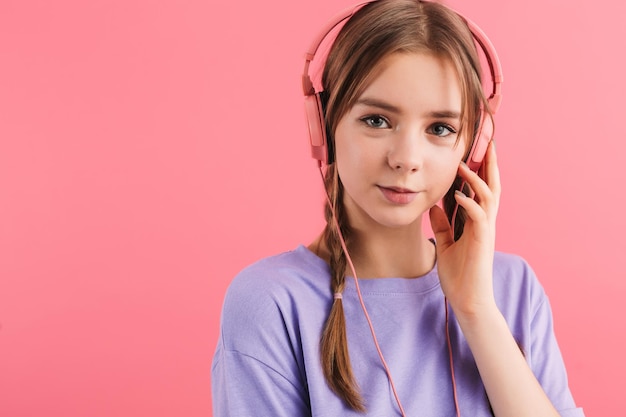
[302,0,503,166]
[302,2,371,96]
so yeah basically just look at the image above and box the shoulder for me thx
[219,245,331,351]
[213,247,327,409]
[226,245,330,304]
[492,251,543,293]
[492,250,535,278]
[491,251,548,320]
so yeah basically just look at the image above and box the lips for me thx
[377,185,419,204]
[382,186,416,193]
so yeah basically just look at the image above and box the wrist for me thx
[452,300,502,330]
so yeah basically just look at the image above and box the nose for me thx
[387,128,423,173]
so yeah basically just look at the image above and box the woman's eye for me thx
[361,115,390,129]
[429,123,456,137]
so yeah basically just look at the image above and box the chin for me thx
[345,195,429,230]
[368,210,424,229]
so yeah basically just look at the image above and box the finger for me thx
[484,140,501,204]
[457,161,494,210]
[453,190,489,235]
[478,152,487,181]
[429,205,454,252]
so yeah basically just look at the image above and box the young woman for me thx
[211,1,584,416]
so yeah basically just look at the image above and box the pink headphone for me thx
[302,0,503,172]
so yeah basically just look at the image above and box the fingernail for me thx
[454,190,466,198]
[459,161,468,169]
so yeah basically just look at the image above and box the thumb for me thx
[429,205,454,252]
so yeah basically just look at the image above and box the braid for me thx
[319,164,365,412]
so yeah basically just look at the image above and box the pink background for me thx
[0,0,623,415]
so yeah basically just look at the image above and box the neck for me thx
[309,216,436,280]
[347,217,436,279]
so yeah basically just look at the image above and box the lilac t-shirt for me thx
[212,246,584,416]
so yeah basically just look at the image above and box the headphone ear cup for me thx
[465,107,494,172]
[304,93,329,164]
[304,91,334,164]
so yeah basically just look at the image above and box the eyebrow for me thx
[428,110,461,120]
[355,97,461,120]
[355,97,402,114]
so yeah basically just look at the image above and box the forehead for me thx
[355,52,462,115]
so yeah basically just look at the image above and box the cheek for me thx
[429,146,464,189]
[336,150,371,195]
[438,165,459,190]
[334,126,378,177]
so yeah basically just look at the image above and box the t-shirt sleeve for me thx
[528,283,585,417]
[211,264,312,417]
[212,343,311,417]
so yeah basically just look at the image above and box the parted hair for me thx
[317,0,493,411]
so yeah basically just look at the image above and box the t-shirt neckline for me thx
[296,244,441,295]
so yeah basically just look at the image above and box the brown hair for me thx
[317,0,493,411]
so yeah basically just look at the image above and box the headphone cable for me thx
[319,162,408,417]
[318,162,463,417]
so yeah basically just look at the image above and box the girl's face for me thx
[334,52,467,231]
